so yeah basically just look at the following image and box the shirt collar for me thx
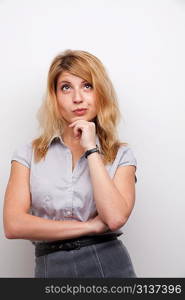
[48,134,64,147]
[48,133,101,150]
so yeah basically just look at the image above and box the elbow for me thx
[4,222,20,239]
[4,212,28,239]
[108,216,127,232]
[5,231,16,239]
[4,229,16,239]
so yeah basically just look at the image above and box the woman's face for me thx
[56,71,97,124]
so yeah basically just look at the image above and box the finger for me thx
[68,123,75,127]
[75,131,81,138]
[69,121,79,127]
[74,125,82,137]
[69,120,87,127]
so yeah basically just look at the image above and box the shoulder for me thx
[116,143,137,168]
[11,140,33,168]
[116,144,137,183]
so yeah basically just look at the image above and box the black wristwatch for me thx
[85,145,100,159]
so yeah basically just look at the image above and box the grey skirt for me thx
[34,239,136,278]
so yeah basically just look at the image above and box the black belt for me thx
[35,234,118,257]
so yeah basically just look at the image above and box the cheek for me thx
[87,93,96,105]
[57,96,68,110]
[90,96,97,111]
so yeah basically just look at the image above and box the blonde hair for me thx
[32,49,127,165]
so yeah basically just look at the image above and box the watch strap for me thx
[85,145,100,158]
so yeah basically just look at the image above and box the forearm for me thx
[5,213,94,241]
[87,152,128,230]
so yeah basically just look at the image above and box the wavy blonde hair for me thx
[32,49,127,165]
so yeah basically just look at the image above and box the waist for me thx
[35,233,120,257]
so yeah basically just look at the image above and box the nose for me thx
[72,89,84,103]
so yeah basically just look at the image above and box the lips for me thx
[73,109,87,115]
[73,108,87,112]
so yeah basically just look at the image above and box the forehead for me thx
[57,72,84,83]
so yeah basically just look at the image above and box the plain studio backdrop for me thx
[0,0,185,277]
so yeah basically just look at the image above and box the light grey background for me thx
[1,0,185,277]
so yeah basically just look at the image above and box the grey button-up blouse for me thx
[11,134,137,244]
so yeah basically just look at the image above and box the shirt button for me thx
[45,195,50,201]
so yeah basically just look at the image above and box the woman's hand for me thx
[87,215,109,234]
[68,120,97,151]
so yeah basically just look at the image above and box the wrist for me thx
[84,145,96,152]
[85,145,100,159]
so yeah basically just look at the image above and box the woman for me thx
[3,49,137,278]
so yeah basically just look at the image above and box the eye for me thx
[84,83,92,90]
[84,83,93,89]
[61,84,70,91]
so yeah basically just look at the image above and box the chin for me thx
[72,116,86,120]
[71,115,97,123]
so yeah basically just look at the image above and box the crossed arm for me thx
[86,151,136,231]
[3,153,136,241]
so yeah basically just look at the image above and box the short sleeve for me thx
[11,142,33,168]
[118,146,137,183]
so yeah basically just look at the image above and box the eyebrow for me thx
[58,79,88,85]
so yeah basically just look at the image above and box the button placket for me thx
[66,147,81,220]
